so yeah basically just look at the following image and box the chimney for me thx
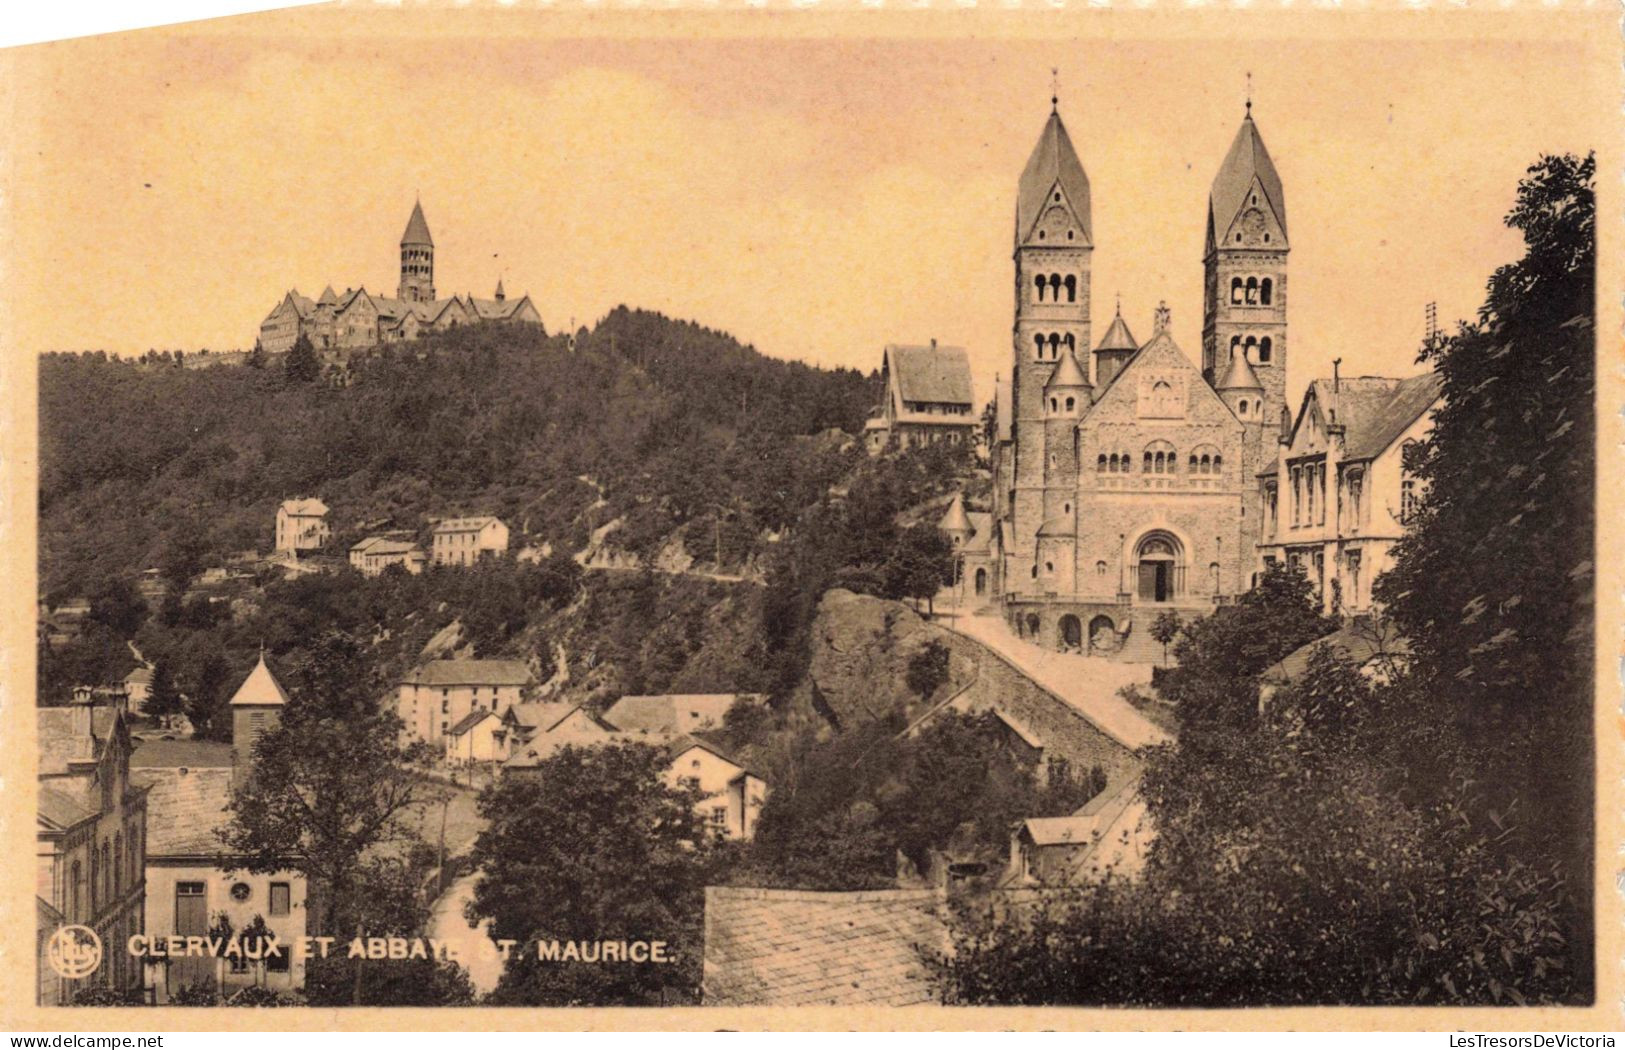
[1333,357,1342,393]
[71,686,95,741]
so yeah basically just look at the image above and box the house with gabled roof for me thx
[274,497,329,553]
[666,734,767,841]
[864,340,978,453]
[396,658,532,747]
[430,515,509,568]
[1258,370,1443,613]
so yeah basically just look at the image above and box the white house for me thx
[431,517,509,567]
[350,536,426,577]
[1258,372,1443,614]
[443,709,505,767]
[666,736,768,841]
[397,659,532,747]
[275,499,330,553]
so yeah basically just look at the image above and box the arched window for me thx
[1213,453,1223,472]
[1064,275,1077,303]
[1238,398,1249,415]
[1243,335,1258,360]
[1050,398,1058,413]
[1064,333,1076,352]
[1260,277,1273,305]
[1034,275,1047,302]
[1230,334,1242,355]
[1245,277,1259,304]
[1048,333,1061,359]
[1096,561,1108,576]
[1258,336,1273,363]
[1065,397,1075,411]
[1034,333,1046,357]
[1230,277,1244,304]
[1144,451,1153,472]
[1097,454,1107,472]
[1144,440,1175,475]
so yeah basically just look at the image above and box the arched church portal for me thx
[1134,531,1185,603]
[974,568,988,596]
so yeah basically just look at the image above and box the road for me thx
[427,872,505,997]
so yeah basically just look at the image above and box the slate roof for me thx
[351,536,390,555]
[432,516,502,535]
[668,732,760,779]
[1016,109,1092,247]
[885,345,973,407]
[467,296,528,321]
[501,702,578,733]
[38,707,117,775]
[38,785,95,830]
[1216,346,1264,392]
[1320,372,1443,461]
[1210,112,1287,243]
[229,654,290,707]
[703,887,946,1006]
[502,721,625,769]
[130,766,234,856]
[401,659,533,688]
[1095,306,1138,352]
[129,738,233,769]
[937,493,972,534]
[600,694,744,738]
[401,200,433,246]
[448,708,495,737]
[280,498,328,517]
[1045,345,1091,390]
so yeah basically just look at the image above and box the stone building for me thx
[397,658,533,747]
[274,498,329,553]
[1258,372,1443,614]
[431,516,509,567]
[258,202,541,353]
[863,341,978,453]
[131,654,308,1003]
[984,99,1288,656]
[36,694,149,1004]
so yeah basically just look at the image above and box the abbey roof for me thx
[1209,113,1287,244]
[1016,109,1092,248]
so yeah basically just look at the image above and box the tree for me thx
[187,653,233,741]
[905,640,950,701]
[1375,152,1596,990]
[283,333,320,384]
[145,658,183,728]
[220,634,431,943]
[1149,610,1183,666]
[247,339,268,369]
[884,523,953,615]
[469,741,719,1005]
[88,578,147,638]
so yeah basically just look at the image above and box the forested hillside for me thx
[40,307,877,598]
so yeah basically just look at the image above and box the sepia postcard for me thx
[0,0,1619,1033]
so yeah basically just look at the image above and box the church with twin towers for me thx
[959,93,1408,658]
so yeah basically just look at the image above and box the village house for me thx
[864,341,978,454]
[122,667,153,716]
[274,498,330,553]
[37,693,150,1005]
[599,693,753,739]
[667,736,767,841]
[129,654,308,1003]
[349,535,427,577]
[431,516,509,568]
[1005,775,1151,887]
[498,704,616,772]
[443,709,503,767]
[258,202,541,353]
[397,658,533,747]
[1258,371,1443,614]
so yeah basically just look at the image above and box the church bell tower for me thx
[1202,100,1288,430]
[399,199,435,304]
[1010,95,1092,578]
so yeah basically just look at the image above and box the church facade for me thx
[984,101,1290,656]
[258,201,541,353]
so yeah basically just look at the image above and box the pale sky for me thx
[1,7,1609,409]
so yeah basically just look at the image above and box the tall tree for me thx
[283,333,321,384]
[470,741,718,1005]
[144,658,183,727]
[220,633,431,938]
[1375,151,1595,984]
[187,653,233,741]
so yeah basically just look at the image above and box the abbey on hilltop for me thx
[258,200,542,353]
[950,97,1441,657]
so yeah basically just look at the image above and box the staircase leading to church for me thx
[1114,605,1214,666]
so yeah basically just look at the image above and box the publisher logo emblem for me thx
[47,924,102,980]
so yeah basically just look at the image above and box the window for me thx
[1096,561,1107,576]
[1230,277,1243,304]
[1064,396,1075,411]
[710,806,728,830]
[1261,277,1273,305]
[230,881,252,902]
[681,776,701,792]
[1064,275,1077,303]
[1245,277,1259,304]
[1346,469,1365,531]
[1401,478,1417,524]
[1258,336,1273,363]
[269,882,290,917]
[1097,454,1107,472]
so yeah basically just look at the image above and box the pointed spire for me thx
[229,651,290,707]
[1095,298,1138,352]
[938,492,973,536]
[401,199,433,246]
[1217,345,1264,392]
[1209,97,1287,245]
[494,278,506,302]
[1045,342,1091,390]
[1016,105,1092,248]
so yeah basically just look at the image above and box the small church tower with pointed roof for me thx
[229,651,290,784]
[1203,102,1289,429]
[1009,97,1093,572]
[398,199,436,304]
